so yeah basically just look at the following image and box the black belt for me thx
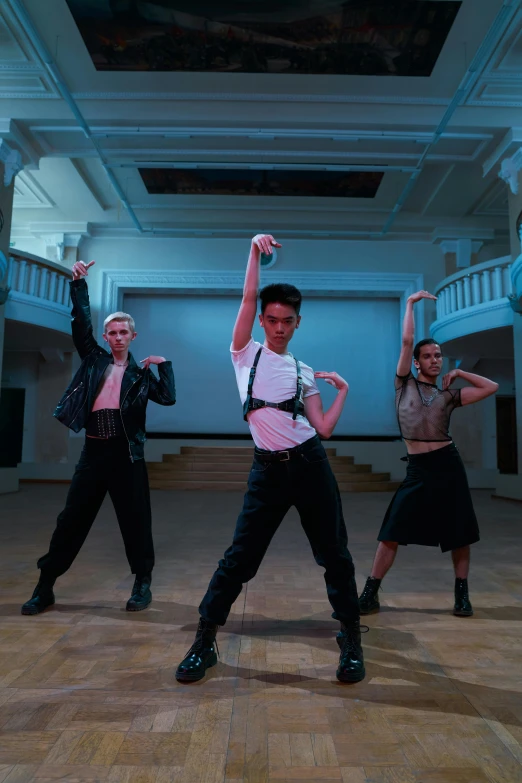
[254,436,320,463]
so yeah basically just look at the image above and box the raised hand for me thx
[140,355,166,370]
[72,260,95,280]
[408,289,437,304]
[314,371,349,393]
[442,369,459,390]
[252,234,282,256]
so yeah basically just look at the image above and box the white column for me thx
[28,262,38,297]
[456,279,464,311]
[48,271,58,303]
[449,283,457,313]
[17,259,27,294]
[463,275,471,308]
[56,275,65,305]
[38,268,48,299]
[492,266,503,299]
[482,270,492,302]
[471,273,482,305]
[503,264,512,296]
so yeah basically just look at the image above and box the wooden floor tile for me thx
[0,486,521,782]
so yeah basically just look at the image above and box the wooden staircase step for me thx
[148,469,391,483]
[149,478,400,492]
[148,460,368,474]
[161,453,355,465]
[149,446,395,492]
[179,445,337,456]
[149,479,247,491]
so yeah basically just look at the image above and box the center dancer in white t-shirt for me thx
[176,233,365,684]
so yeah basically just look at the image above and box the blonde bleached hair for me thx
[103,311,136,334]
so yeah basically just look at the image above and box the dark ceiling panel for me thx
[138,168,384,197]
[65,1,461,76]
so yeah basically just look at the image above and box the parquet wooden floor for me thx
[0,485,521,783]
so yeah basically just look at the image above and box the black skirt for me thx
[377,443,480,553]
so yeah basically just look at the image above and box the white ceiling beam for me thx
[482,127,522,176]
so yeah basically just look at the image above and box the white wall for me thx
[125,293,400,436]
[78,236,444,336]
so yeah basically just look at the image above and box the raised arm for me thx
[141,356,176,406]
[442,369,499,405]
[70,260,98,359]
[397,290,437,377]
[232,234,281,351]
[304,372,349,440]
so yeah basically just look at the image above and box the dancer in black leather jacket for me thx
[21,259,176,616]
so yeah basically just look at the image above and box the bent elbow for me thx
[317,428,332,440]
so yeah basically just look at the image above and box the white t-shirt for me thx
[231,338,320,451]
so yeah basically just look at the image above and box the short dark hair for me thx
[414,338,441,361]
[259,283,302,315]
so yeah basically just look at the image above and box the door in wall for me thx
[496,396,517,474]
[0,388,25,467]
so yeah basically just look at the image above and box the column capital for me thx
[43,233,66,263]
[499,147,522,195]
[0,139,23,188]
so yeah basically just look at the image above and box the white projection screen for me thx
[124,294,401,436]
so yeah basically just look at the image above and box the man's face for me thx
[259,302,300,352]
[102,320,136,354]
[414,343,443,380]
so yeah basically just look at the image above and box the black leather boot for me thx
[359,576,381,615]
[336,621,367,683]
[175,618,219,682]
[126,573,152,612]
[21,579,55,616]
[453,578,473,617]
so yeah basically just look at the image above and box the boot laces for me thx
[340,624,369,656]
[360,580,380,601]
[184,623,220,659]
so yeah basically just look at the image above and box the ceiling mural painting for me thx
[64,0,462,76]
[138,168,384,197]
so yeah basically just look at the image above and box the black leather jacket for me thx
[54,278,176,461]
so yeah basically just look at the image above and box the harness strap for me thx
[243,347,304,422]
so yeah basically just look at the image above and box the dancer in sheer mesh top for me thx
[359,290,498,618]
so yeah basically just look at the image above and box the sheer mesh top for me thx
[395,372,461,442]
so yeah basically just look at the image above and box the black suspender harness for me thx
[243,347,305,422]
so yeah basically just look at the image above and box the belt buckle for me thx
[280,450,290,462]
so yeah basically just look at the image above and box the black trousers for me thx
[199,435,360,626]
[37,437,154,580]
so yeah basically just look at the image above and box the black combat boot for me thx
[21,578,56,616]
[453,578,473,617]
[126,573,152,612]
[359,576,381,615]
[175,618,219,682]
[336,621,367,683]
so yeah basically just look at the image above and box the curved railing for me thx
[5,250,72,333]
[431,256,513,344]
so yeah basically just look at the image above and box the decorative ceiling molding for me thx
[432,227,496,245]
[13,170,54,208]
[472,180,509,217]
[0,118,41,168]
[101,269,424,335]
[499,148,522,194]
[0,3,57,100]
[0,138,22,186]
[467,8,522,107]
[71,91,451,106]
